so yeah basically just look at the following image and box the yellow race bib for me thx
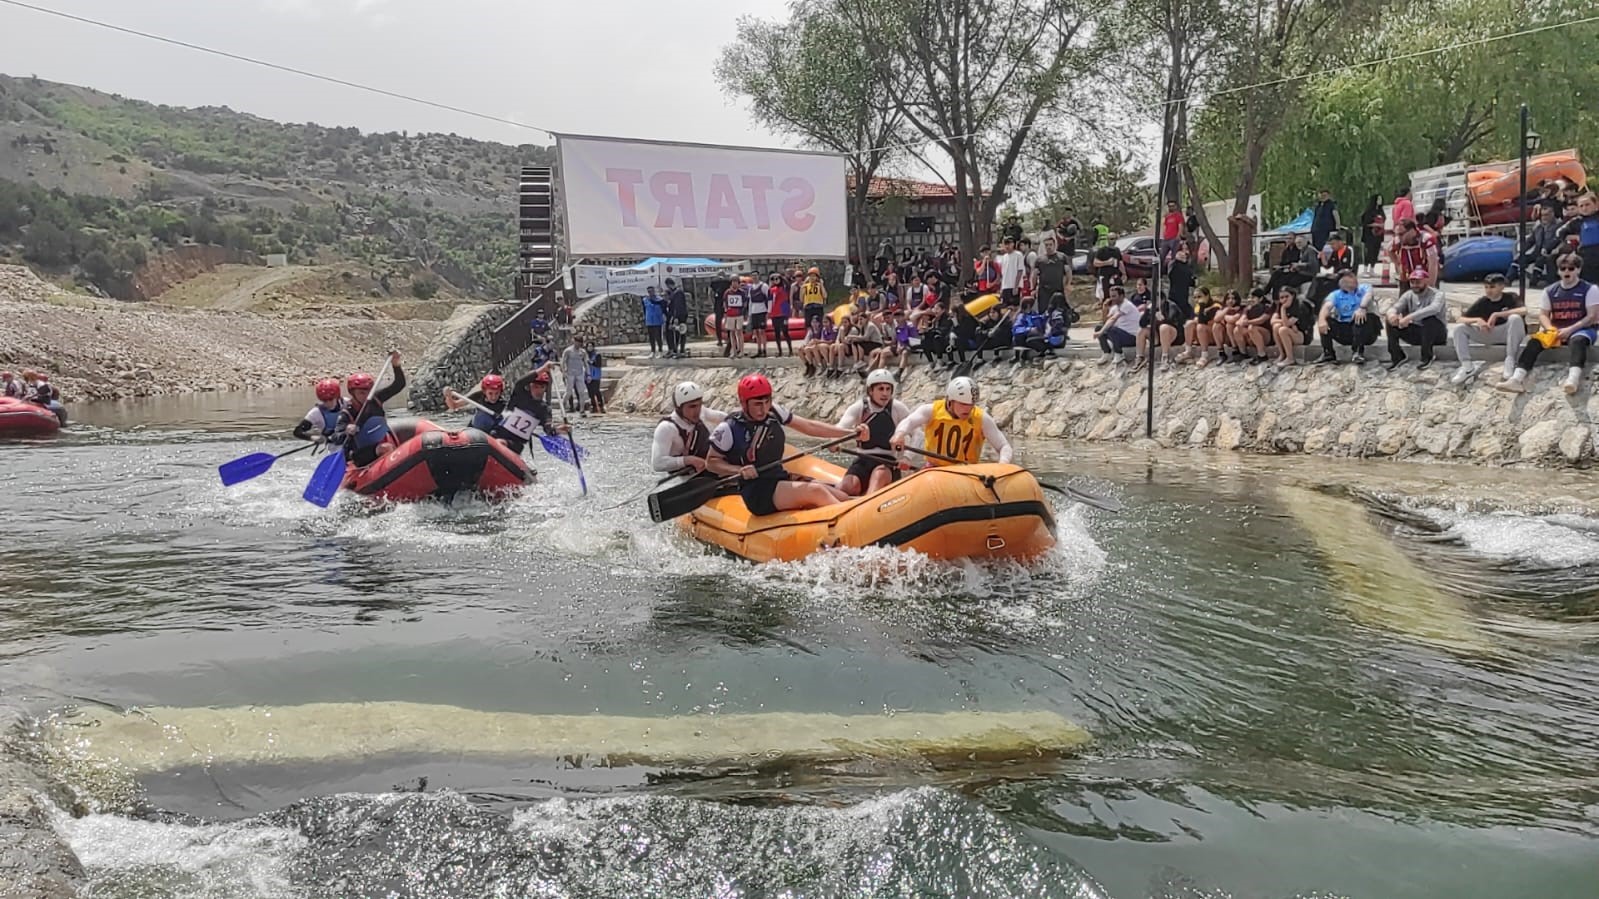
[1532,329,1563,349]
[924,400,985,464]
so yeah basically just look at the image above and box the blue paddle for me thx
[302,448,347,507]
[451,389,588,494]
[561,420,587,496]
[218,442,316,486]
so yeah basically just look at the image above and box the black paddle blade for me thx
[648,475,727,523]
[1040,481,1122,513]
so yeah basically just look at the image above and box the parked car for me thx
[1116,236,1162,279]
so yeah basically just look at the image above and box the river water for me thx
[4,389,1599,898]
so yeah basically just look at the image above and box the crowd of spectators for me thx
[624,184,1599,394]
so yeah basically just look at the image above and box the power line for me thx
[0,0,554,136]
[4,0,1595,160]
[1196,12,1599,104]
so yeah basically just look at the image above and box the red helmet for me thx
[737,373,773,403]
[346,372,375,391]
[532,370,552,384]
[314,378,341,402]
[481,374,505,392]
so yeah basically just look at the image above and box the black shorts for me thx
[1000,289,1020,307]
[750,312,768,330]
[740,477,782,516]
[856,340,882,353]
[845,454,901,489]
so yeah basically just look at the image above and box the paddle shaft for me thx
[650,432,859,523]
[897,445,1121,512]
[706,432,860,486]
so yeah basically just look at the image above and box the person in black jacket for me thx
[663,278,689,357]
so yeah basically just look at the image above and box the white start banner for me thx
[557,134,847,259]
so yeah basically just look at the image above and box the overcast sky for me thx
[0,0,796,149]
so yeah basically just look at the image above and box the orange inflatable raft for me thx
[682,452,1056,564]
[1469,150,1587,225]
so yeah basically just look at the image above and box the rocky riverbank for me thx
[0,265,439,401]
[610,354,1599,468]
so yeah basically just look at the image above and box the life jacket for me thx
[305,402,345,438]
[723,410,786,473]
[725,288,747,314]
[663,413,710,460]
[924,399,985,465]
[469,398,504,433]
[1,380,19,398]
[857,401,897,451]
[497,392,550,445]
[353,403,390,449]
[906,285,926,307]
[1546,279,1595,329]
[800,281,826,306]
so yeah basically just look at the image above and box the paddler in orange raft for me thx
[706,373,867,515]
[890,376,1014,465]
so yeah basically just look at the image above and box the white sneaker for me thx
[1451,361,1484,386]
[1563,367,1583,395]
[1161,357,1174,371]
[1098,353,1113,365]
[1495,371,1527,394]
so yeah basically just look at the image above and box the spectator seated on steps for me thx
[1496,252,1599,396]
[1313,270,1378,365]
[1449,274,1527,386]
[1382,270,1449,371]
[1265,235,1317,298]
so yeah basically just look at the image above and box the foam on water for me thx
[48,787,1107,899]
[1422,508,1599,569]
[54,808,306,899]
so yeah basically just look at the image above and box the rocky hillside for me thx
[0,74,551,297]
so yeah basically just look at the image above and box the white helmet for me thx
[946,376,977,404]
[865,368,896,389]
[672,381,705,408]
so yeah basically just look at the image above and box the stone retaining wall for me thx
[406,303,509,412]
[611,358,1599,468]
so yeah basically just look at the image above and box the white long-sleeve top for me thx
[835,398,911,430]
[650,408,727,472]
[893,402,1014,464]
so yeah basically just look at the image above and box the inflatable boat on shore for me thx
[0,397,64,438]
[682,453,1056,563]
[342,419,531,502]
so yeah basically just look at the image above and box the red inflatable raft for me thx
[0,397,62,438]
[342,418,531,502]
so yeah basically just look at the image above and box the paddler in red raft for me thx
[343,351,405,467]
[443,365,568,456]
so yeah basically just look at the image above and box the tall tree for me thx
[1179,0,1388,275]
[835,0,1093,266]
[716,1,906,265]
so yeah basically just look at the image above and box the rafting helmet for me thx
[314,378,341,402]
[532,369,552,384]
[346,372,375,391]
[946,376,978,405]
[737,373,773,403]
[481,374,505,393]
[672,381,705,408]
[865,369,896,389]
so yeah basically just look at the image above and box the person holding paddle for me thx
[292,379,349,447]
[706,373,863,516]
[343,352,405,468]
[890,376,1013,466]
[444,365,566,456]
[835,369,910,496]
[651,381,726,475]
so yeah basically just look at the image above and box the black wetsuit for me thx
[345,365,407,467]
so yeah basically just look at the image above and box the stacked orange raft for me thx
[342,419,531,502]
[682,452,1056,563]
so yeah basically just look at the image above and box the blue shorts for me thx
[1572,328,1598,344]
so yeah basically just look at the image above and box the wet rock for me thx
[1517,420,1565,460]
[1559,425,1593,463]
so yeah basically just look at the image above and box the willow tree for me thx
[716,2,905,265]
[1192,0,1599,223]
[834,0,1094,263]
[1173,0,1387,274]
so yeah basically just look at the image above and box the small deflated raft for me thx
[684,452,1056,563]
[343,418,531,502]
[0,397,62,438]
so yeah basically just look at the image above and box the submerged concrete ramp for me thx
[1277,485,1497,657]
[46,702,1091,772]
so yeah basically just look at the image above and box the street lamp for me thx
[1517,106,1539,303]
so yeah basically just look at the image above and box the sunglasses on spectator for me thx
[1559,265,1580,272]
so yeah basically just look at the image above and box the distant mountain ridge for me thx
[0,73,551,297]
